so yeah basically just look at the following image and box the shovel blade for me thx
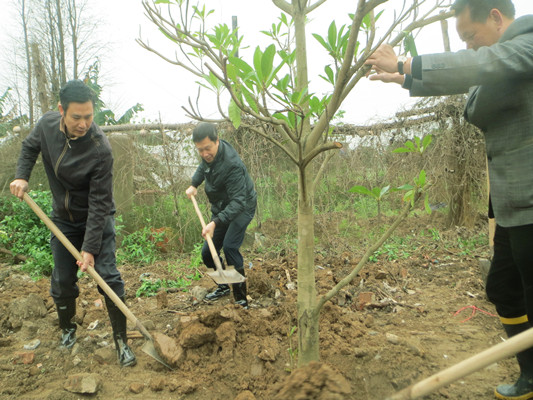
[207,266,246,285]
[142,340,174,370]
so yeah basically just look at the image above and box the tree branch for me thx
[315,195,419,314]
[272,0,293,15]
[302,141,342,168]
[310,150,337,194]
[306,0,328,14]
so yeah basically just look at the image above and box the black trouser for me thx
[486,223,533,321]
[201,204,256,274]
[49,215,125,302]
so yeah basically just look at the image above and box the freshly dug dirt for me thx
[0,213,514,399]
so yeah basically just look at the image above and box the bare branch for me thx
[306,0,328,14]
[310,150,337,194]
[272,0,293,15]
[302,141,342,168]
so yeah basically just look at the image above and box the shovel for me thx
[22,192,172,369]
[190,194,245,284]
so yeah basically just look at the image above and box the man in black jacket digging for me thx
[186,123,256,308]
[10,80,136,367]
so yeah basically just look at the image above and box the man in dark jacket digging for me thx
[366,0,533,398]
[185,122,256,309]
[10,79,136,367]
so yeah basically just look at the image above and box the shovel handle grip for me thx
[22,192,152,341]
[190,195,224,272]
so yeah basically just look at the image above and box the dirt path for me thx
[0,216,514,400]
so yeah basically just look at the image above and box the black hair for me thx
[451,0,515,22]
[59,80,96,112]
[192,122,218,143]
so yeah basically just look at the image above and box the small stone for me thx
[156,290,168,309]
[152,332,185,368]
[23,339,41,350]
[235,390,257,400]
[64,373,102,394]
[189,286,208,301]
[13,351,35,364]
[72,356,82,366]
[386,332,400,344]
[149,377,166,392]
[94,347,115,364]
[129,382,145,394]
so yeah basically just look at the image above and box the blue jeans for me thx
[201,204,256,275]
[49,215,124,302]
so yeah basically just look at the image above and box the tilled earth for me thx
[0,214,516,399]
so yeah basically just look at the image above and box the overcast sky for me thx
[1,0,532,125]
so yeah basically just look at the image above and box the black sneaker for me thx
[205,285,230,301]
[495,376,533,399]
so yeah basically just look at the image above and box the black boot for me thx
[495,321,533,399]
[56,298,77,349]
[105,296,137,367]
[232,282,249,309]
[205,284,230,301]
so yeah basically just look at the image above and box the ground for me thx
[0,212,516,400]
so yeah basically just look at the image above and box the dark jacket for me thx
[15,111,115,255]
[191,139,256,225]
[405,15,533,227]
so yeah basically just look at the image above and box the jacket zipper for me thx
[54,138,74,222]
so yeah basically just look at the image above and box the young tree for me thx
[139,0,451,365]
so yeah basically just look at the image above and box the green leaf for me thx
[261,44,276,82]
[327,21,338,48]
[229,57,254,75]
[392,147,411,154]
[241,87,259,113]
[422,134,433,151]
[417,169,427,187]
[155,0,171,3]
[379,185,391,198]
[228,99,241,129]
[404,33,419,57]
[312,33,330,51]
[349,185,373,197]
[424,194,431,214]
[253,47,264,83]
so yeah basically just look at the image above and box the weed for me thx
[0,190,54,278]
[136,277,190,297]
[117,224,162,266]
[286,325,298,372]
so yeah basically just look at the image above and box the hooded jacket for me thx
[15,111,115,255]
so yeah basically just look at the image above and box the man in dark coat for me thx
[10,80,136,367]
[186,123,257,308]
[366,1,533,398]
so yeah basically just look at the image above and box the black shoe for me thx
[56,299,77,349]
[105,296,137,367]
[235,299,249,309]
[205,285,230,301]
[60,328,77,349]
[495,376,533,399]
[114,335,137,367]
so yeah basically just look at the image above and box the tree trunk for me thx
[296,165,319,365]
[21,0,34,125]
[56,0,67,86]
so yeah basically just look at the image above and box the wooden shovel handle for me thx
[23,192,152,341]
[190,195,224,272]
[386,326,533,399]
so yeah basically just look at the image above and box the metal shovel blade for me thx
[207,266,246,285]
[141,340,174,370]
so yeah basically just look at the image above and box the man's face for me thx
[195,137,219,164]
[456,7,502,50]
[59,101,94,138]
